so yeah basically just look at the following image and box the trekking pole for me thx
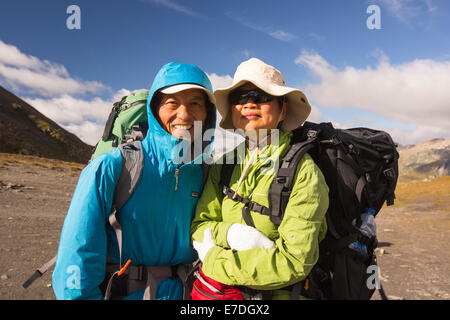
[378,283,389,300]
[22,256,57,289]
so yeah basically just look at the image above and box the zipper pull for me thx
[174,168,180,191]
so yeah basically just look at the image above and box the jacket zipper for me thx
[174,168,180,191]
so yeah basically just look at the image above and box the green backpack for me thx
[91,89,149,159]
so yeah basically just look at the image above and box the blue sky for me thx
[0,0,449,147]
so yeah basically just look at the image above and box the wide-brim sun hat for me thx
[214,58,311,131]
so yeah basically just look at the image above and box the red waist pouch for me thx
[191,268,244,300]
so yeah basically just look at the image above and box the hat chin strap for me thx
[276,99,287,130]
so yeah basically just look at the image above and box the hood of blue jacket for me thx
[143,62,216,166]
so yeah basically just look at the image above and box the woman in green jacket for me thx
[190,58,329,300]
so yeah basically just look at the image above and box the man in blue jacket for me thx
[52,62,216,300]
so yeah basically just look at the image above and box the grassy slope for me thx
[392,176,450,211]
[0,152,86,171]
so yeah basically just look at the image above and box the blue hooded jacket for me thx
[52,62,216,300]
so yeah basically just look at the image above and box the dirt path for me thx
[0,154,449,300]
[0,154,81,299]
[372,206,449,300]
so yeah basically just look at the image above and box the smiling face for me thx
[231,83,287,132]
[156,88,208,140]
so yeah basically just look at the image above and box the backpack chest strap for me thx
[222,185,271,215]
[222,184,270,227]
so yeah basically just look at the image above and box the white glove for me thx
[193,228,216,262]
[227,223,276,251]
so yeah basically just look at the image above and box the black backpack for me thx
[220,121,399,300]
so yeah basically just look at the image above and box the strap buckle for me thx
[248,202,262,212]
[127,264,145,280]
[383,168,395,180]
[241,197,250,206]
[331,134,341,145]
[275,176,286,184]
[307,129,318,139]
[222,185,228,195]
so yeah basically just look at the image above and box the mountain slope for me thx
[398,138,450,182]
[0,86,93,164]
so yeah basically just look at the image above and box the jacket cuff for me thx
[202,246,223,276]
[214,221,234,248]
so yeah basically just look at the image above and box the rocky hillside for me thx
[0,86,93,164]
[398,138,450,182]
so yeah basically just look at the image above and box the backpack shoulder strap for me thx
[113,140,144,211]
[109,140,144,266]
[220,162,235,190]
[201,162,211,187]
[219,148,238,193]
[268,135,317,226]
[102,97,126,141]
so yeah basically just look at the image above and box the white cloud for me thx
[267,30,295,42]
[207,73,233,91]
[0,40,108,97]
[0,63,106,97]
[143,0,200,17]
[24,95,111,124]
[24,89,130,145]
[306,105,324,124]
[0,40,128,145]
[62,121,106,147]
[224,12,295,42]
[379,123,449,146]
[378,0,437,26]
[307,32,326,42]
[241,50,252,59]
[295,49,450,144]
[0,40,67,73]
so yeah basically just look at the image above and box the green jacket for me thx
[191,130,329,293]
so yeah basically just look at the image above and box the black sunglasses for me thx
[229,89,277,105]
